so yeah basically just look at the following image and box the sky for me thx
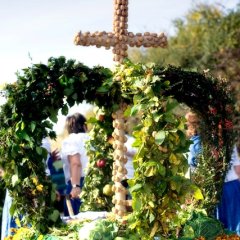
[0,0,239,133]
[0,0,239,84]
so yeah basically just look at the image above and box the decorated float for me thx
[0,0,238,239]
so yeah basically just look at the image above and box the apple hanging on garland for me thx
[107,136,114,145]
[103,184,114,196]
[96,158,106,168]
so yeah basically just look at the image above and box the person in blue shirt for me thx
[216,145,240,235]
[185,111,202,173]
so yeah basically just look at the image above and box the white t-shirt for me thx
[61,133,89,183]
[225,145,240,182]
[125,135,137,179]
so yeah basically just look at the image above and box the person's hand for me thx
[70,187,81,199]
[51,149,60,162]
[55,191,61,201]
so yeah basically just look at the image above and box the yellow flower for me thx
[4,236,13,240]
[32,177,38,185]
[15,218,21,227]
[37,235,44,240]
[36,184,43,192]
[10,228,17,233]
[31,189,36,195]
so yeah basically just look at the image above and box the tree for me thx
[129,2,240,144]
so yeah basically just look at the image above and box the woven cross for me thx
[74,0,168,63]
[73,0,168,219]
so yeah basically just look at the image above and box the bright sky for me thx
[0,0,238,85]
[0,0,238,133]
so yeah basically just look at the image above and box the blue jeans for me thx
[63,177,84,216]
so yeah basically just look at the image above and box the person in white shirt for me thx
[225,145,240,182]
[61,113,89,216]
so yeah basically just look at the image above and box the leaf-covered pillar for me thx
[74,0,167,219]
[112,108,128,217]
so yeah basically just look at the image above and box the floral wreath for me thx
[0,57,236,237]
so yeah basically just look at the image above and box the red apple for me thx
[96,159,106,168]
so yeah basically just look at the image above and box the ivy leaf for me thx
[132,198,142,211]
[163,80,170,86]
[72,93,78,100]
[164,113,176,123]
[166,98,179,112]
[12,174,19,186]
[97,85,109,93]
[42,148,48,160]
[144,118,153,127]
[21,121,25,130]
[153,112,162,122]
[15,121,21,132]
[193,187,204,200]
[61,104,68,116]
[132,138,141,148]
[149,213,155,223]
[155,131,166,145]
[135,144,145,159]
[36,146,42,155]
[87,117,98,124]
[63,87,74,96]
[42,120,54,129]
[157,181,167,195]
[30,122,36,132]
[11,145,19,158]
[49,113,58,123]
[129,183,142,193]
[149,201,155,208]
[124,105,132,117]
[133,94,144,105]
[48,210,60,222]
[158,164,166,176]
[51,188,56,201]
[130,105,141,116]
[178,121,185,131]
[169,153,180,165]
[22,131,31,142]
[9,203,16,216]
[144,166,156,177]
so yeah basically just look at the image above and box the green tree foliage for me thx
[129,3,240,114]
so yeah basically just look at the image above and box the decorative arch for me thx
[0,57,236,237]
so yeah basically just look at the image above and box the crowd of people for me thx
[1,110,240,239]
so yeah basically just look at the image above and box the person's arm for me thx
[69,153,82,198]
